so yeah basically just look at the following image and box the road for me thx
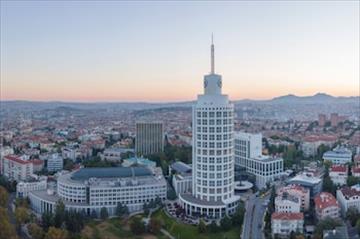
[242,193,270,239]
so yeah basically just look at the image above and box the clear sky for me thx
[1,1,359,102]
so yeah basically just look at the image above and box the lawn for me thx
[151,209,240,239]
[81,216,164,239]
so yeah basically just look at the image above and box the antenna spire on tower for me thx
[211,34,215,74]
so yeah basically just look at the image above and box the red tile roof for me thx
[29,159,44,165]
[314,192,339,211]
[4,155,31,165]
[340,187,360,198]
[352,166,360,174]
[271,212,304,220]
[330,165,348,173]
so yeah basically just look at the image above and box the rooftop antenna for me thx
[211,33,215,74]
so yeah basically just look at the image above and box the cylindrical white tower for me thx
[192,40,235,202]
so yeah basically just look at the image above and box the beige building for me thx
[135,122,164,156]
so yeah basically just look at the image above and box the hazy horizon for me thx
[1,1,359,101]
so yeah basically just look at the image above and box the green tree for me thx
[198,219,207,233]
[44,227,68,239]
[220,216,232,231]
[346,207,360,226]
[0,186,9,207]
[167,187,177,200]
[0,207,18,239]
[100,207,108,220]
[130,217,145,235]
[232,202,246,226]
[116,202,129,217]
[356,219,360,236]
[347,176,360,187]
[53,200,65,228]
[143,203,149,216]
[41,211,54,230]
[148,217,162,234]
[322,176,336,195]
[64,210,84,233]
[15,207,29,228]
[314,218,343,237]
[208,221,219,233]
[28,223,45,239]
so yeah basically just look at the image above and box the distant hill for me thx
[269,93,358,104]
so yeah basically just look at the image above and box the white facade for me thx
[329,166,348,186]
[179,39,240,219]
[234,132,284,189]
[29,167,167,217]
[173,174,192,196]
[16,177,47,198]
[3,155,33,181]
[275,194,301,213]
[47,154,63,172]
[278,185,310,212]
[336,186,360,216]
[323,146,352,165]
[271,212,304,237]
[234,132,262,167]
[314,192,340,220]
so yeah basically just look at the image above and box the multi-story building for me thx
[47,154,63,172]
[271,212,304,237]
[16,176,47,198]
[288,172,323,198]
[29,167,167,216]
[323,226,349,239]
[234,132,262,168]
[314,192,340,220]
[323,146,352,165]
[179,39,240,219]
[329,165,348,186]
[301,135,336,157]
[2,155,33,181]
[277,184,310,211]
[246,155,284,189]
[336,185,360,216]
[330,113,339,127]
[101,147,134,162]
[135,122,164,156]
[352,166,360,177]
[122,157,156,168]
[275,193,301,213]
[170,161,192,196]
[0,146,14,173]
[318,114,326,127]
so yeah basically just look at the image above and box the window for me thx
[209,112,215,117]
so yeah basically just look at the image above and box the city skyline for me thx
[1,1,359,102]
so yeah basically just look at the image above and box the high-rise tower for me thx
[179,38,240,219]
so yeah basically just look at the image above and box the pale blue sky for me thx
[1,1,359,101]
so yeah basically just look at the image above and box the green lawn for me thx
[151,209,240,239]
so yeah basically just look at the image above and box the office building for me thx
[135,122,164,156]
[275,193,301,213]
[47,154,63,172]
[169,161,192,196]
[234,132,284,189]
[318,114,326,127]
[323,146,352,165]
[179,39,240,219]
[16,176,47,198]
[288,172,323,198]
[29,167,167,216]
[234,132,262,168]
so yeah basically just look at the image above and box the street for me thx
[242,193,270,239]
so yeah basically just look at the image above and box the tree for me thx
[167,187,177,200]
[347,176,360,187]
[130,217,145,235]
[208,221,219,233]
[41,211,54,230]
[198,219,207,233]
[314,218,343,237]
[28,223,45,239]
[143,203,149,216]
[148,217,161,234]
[220,216,232,231]
[322,176,336,195]
[64,210,84,233]
[346,207,360,226]
[0,207,18,239]
[44,227,68,239]
[90,209,97,219]
[356,219,360,236]
[0,186,8,207]
[100,207,108,220]
[232,202,246,226]
[53,200,65,228]
[15,207,29,228]
[116,203,129,217]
